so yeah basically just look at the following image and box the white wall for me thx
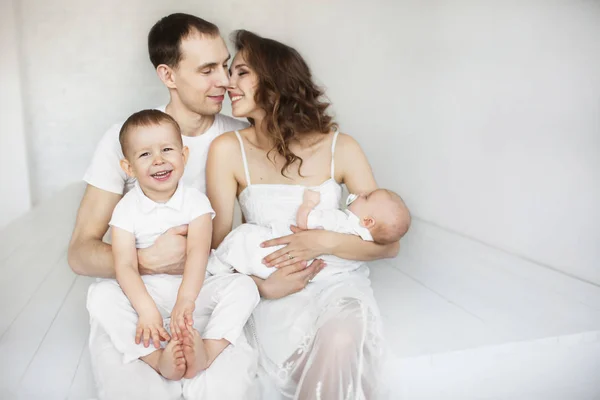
[15,0,600,283]
[0,0,32,229]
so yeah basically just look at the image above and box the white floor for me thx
[1,183,599,399]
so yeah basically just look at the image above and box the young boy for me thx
[208,187,411,279]
[87,110,259,381]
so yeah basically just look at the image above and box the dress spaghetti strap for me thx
[330,130,340,179]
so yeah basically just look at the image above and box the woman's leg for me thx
[294,298,383,400]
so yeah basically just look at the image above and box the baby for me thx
[208,187,410,279]
[87,110,258,381]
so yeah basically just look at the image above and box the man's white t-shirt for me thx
[109,182,215,249]
[84,106,248,195]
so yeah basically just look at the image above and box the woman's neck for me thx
[251,117,276,149]
[252,115,315,150]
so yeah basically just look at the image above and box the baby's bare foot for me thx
[182,328,208,379]
[158,340,186,380]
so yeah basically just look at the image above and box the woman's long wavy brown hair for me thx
[233,30,337,177]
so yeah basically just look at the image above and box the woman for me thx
[206,30,400,400]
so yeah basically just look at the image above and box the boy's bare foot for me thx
[158,340,186,380]
[182,328,208,379]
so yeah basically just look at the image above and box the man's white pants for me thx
[86,273,260,400]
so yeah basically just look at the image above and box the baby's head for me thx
[119,110,188,196]
[347,189,411,244]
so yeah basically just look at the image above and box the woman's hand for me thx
[261,227,336,269]
[259,259,326,300]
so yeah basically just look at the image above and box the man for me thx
[68,13,255,400]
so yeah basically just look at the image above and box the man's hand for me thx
[136,307,170,348]
[138,225,188,275]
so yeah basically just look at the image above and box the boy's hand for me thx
[136,307,170,348]
[170,298,195,340]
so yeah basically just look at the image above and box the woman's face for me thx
[228,52,264,119]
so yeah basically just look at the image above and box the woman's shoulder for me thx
[211,130,244,153]
[333,131,364,156]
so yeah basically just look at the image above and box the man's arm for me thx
[68,184,121,278]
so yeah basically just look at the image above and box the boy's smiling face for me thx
[120,122,188,200]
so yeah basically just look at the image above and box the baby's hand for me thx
[297,190,321,229]
[136,308,170,348]
[170,298,195,340]
[302,189,321,208]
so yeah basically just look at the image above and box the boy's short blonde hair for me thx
[118,109,182,158]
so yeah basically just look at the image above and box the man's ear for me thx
[182,146,190,166]
[361,216,375,229]
[120,158,135,178]
[157,64,177,89]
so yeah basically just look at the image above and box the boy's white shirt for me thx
[109,181,215,249]
[84,106,249,195]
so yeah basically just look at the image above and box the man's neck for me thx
[165,101,216,138]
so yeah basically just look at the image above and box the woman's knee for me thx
[315,299,366,353]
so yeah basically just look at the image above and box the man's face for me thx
[171,33,231,116]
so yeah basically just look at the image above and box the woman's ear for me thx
[182,146,190,166]
[157,64,177,89]
[120,158,135,178]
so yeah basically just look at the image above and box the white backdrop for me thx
[9,0,600,283]
[1,0,32,229]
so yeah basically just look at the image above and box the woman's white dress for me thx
[234,131,386,400]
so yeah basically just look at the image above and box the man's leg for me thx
[87,279,170,363]
[87,280,183,400]
[88,317,182,400]
[181,274,260,400]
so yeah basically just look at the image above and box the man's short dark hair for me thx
[148,13,220,68]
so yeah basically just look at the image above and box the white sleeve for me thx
[83,123,128,195]
[108,195,135,233]
[307,210,352,233]
[218,115,250,135]
[187,189,216,222]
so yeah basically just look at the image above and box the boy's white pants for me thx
[86,273,260,400]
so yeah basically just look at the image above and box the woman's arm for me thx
[206,134,240,249]
[262,133,400,267]
[320,133,400,259]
